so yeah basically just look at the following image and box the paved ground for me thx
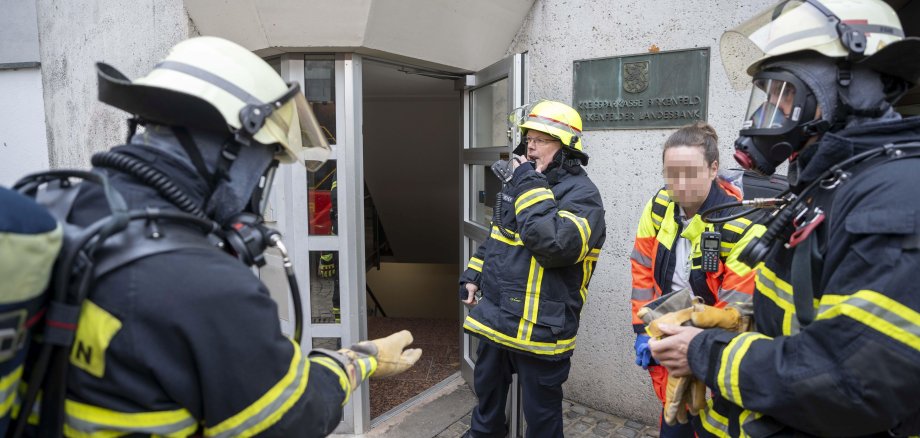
[360,375,658,438]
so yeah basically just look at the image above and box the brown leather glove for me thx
[690,303,752,332]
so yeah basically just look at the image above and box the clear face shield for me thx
[742,77,801,132]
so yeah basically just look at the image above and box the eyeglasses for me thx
[523,136,560,146]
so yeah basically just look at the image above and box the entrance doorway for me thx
[361,59,463,421]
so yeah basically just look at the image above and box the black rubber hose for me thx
[92,151,206,218]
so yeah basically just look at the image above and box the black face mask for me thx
[733,69,820,176]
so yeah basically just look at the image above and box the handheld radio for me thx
[701,231,721,272]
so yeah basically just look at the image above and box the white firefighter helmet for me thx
[97,36,330,170]
[720,0,920,90]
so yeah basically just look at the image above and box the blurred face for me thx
[663,146,718,210]
[524,130,563,172]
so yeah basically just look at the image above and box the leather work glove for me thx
[690,303,752,332]
[640,303,703,426]
[319,252,336,278]
[634,334,655,369]
[311,330,422,393]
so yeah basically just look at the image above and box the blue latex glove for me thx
[634,334,655,369]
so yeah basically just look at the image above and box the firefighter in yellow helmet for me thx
[459,100,605,437]
[649,1,920,436]
[8,36,421,437]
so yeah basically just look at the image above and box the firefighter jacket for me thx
[460,158,606,360]
[687,116,920,437]
[630,179,757,334]
[57,145,351,437]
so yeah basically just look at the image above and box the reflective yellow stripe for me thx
[755,264,798,335]
[205,338,308,437]
[310,356,351,406]
[467,257,483,272]
[723,222,746,235]
[64,400,197,438]
[699,398,730,438]
[654,191,670,207]
[739,409,763,438]
[525,258,544,341]
[558,210,590,261]
[657,203,679,251]
[490,226,523,246]
[580,258,595,304]
[718,333,771,406]
[817,290,920,352]
[514,188,555,215]
[0,365,23,417]
[464,316,575,356]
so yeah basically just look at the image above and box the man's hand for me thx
[462,283,479,306]
[648,324,703,377]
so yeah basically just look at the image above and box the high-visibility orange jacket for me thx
[630,179,756,333]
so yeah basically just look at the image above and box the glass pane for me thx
[469,165,500,227]
[304,57,336,144]
[310,250,340,325]
[312,337,341,350]
[471,78,509,148]
[307,160,338,236]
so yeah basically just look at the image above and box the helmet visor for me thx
[291,92,331,172]
[720,0,836,89]
[741,77,800,132]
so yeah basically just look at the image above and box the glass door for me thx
[460,52,527,437]
[262,53,369,435]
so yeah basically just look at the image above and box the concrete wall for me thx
[36,0,193,169]
[0,68,49,186]
[0,0,48,186]
[507,0,776,423]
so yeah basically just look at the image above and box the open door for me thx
[459,53,527,437]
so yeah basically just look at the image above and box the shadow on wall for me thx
[366,262,459,319]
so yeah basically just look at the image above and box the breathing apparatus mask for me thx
[733,70,820,176]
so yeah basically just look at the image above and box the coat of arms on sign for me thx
[623,61,649,94]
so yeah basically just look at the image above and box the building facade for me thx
[3,0,917,435]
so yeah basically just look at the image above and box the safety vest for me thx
[630,179,756,333]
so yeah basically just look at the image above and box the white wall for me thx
[0,68,49,186]
[36,0,193,169]
[508,0,776,423]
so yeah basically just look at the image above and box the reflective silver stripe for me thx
[65,402,197,436]
[467,257,484,272]
[817,291,920,352]
[718,289,751,305]
[651,215,662,228]
[655,192,670,204]
[208,351,308,438]
[632,287,654,301]
[717,333,769,406]
[630,247,652,268]
[700,400,731,438]
[157,60,261,105]
[525,113,582,133]
[756,270,794,307]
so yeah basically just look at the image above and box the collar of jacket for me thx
[544,151,584,186]
[674,179,738,242]
[107,143,211,210]
[795,115,920,188]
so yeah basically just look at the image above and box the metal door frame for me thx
[273,53,369,435]
[459,52,527,437]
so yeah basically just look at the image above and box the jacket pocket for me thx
[498,292,567,336]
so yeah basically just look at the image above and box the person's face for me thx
[663,145,717,209]
[767,80,796,119]
[524,130,563,172]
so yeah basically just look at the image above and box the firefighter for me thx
[39,36,420,437]
[649,1,920,436]
[631,121,756,437]
[459,100,606,438]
